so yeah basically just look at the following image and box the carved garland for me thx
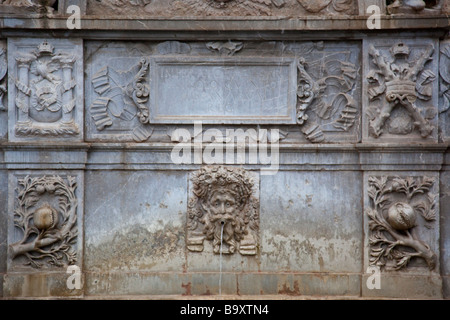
[366,176,437,271]
[9,175,78,269]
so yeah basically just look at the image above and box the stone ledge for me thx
[0,15,448,33]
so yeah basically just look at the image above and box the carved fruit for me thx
[387,202,416,230]
[36,185,46,194]
[45,184,56,193]
[33,204,58,230]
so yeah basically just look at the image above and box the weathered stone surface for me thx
[84,170,186,272]
[0,170,7,276]
[259,171,363,272]
[238,273,360,296]
[439,39,450,143]
[86,0,358,17]
[3,272,83,298]
[362,274,443,299]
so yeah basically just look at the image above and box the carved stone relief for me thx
[0,0,58,14]
[86,41,360,144]
[364,39,438,142]
[293,43,360,143]
[387,0,443,14]
[0,44,6,112]
[8,38,83,141]
[90,58,152,142]
[366,175,438,271]
[87,0,357,16]
[187,166,259,256]
[8,174,81,270]
[439,41,450,142]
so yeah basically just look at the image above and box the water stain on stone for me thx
[182,282,192,296]
[86,224,184,271]
[278,280,300,295]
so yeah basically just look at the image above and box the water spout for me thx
[219,220,224,296]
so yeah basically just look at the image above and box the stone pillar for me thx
[15,57,32,123]
[60,56,75,124]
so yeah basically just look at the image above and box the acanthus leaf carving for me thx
[367,42,436,138]
[367,175,437,271]
[9,175,79,269]
[187,165,259,256]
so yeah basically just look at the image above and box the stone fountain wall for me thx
[0,0,449,299]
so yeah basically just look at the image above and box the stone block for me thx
[0,170,7,274]
[259,171,363,273]
[3,272,83,298]
[237,273,360,296]
[84,170,187,272]
[85,272,189,296]
[362,274,442,299]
